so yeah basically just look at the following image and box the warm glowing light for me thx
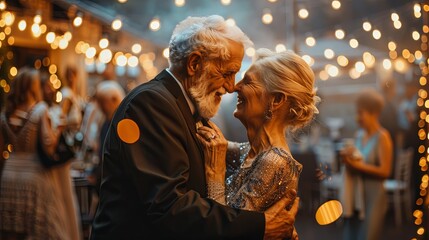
[117,119,140,144]
[420,76,427,86]
[363,52,375,68]
[301,55,314,66]
[415,3,422,14]
[4,12,14,26]
[58,38,68,50]
[221,0,231,5]
[149,18,161,31]
[349,68,361,79]
[10,67,17,77]
[331,0,341,10]
[413,31,421,41]
[391,13,399,22]
[275,44,286,53]
[85,47,96,59]
[383,59,392,70]
[402,49,411,59]
[7,36,14,45]
[415,50,423,60]
[355,61,365,73]
[112,18,122,31]
[128,55,139,67]
[262,12,273,24]
[49,64,57,74]
[394,58,407,73]
[0,1,6,10]
[417,227,425,235]
[335,29,345,39]
[99,49,113,63]
[349,38,359,48]
[388,41,396,51]
[389,51,398,59]
[63,31,72,41]
[298,8,309,19]
[132,43,142,54]
[116,55,127,67]
[327,65,339,77]
[175,0,185,7]
[319,70,329,81]
[31,23,41,37]
[394,21,402,29]
[56,91,62,103]
[315,200,343,225]
[362,21,372,31]
[73,15,83,27]
[163,48,170,58]
[337,55,349,67]
[324,49,335,59]
[33,14,41,24]
[99,38,109,49]
[305,36,316,47]
[18,20,26,31]
[118,0,127,3]
[46,32,55,43]
[245,47,255,57]
[372,29,381,40]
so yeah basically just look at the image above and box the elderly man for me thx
[91,15,298,239]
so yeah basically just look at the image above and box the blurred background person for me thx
[340,89,393,240]
[0,67,75,239]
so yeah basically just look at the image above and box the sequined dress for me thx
[224,142,302,212]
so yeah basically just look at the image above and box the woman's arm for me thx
[344,130,393,179]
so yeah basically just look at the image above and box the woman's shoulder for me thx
[377,127,393,145]
[261,147,302,172]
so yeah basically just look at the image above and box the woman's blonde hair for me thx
[252,48,320,130]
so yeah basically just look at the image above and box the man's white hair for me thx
[168,15,253,69]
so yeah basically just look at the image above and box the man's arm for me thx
[116,90,265,239]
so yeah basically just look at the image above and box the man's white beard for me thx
[189,77,221,119]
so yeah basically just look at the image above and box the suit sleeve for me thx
[113,90,265,239]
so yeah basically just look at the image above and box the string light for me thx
[305,36,316,47]
[4,12,14,26]
[415,3,422,18]
[372,29,381,40]
[335,29,345,39]
[149,18,161,31]
[262,10,273,24]
[163,48,170,58]
[112,18,122,31]
[99,38,109,49]
[175,0,185,7]
[349,38,359,48]
[73,13,83,27]
[331,0,341,10]
[355,61,365,73]
[132,43,142,54]
[413,31,421,41]
[362,21,372,31]
[226,18,236,27]
[324,48,335,59]
[127,56,139,67]
[394,20,402,29]
[301,55,314,66]
[391,12,400,22]
[0,1,6,10]
[337,55,349,67]
[46,32,55,43]
[33,14,41,24]
[220,0,231,6]
[99,49,113,63]
[18,20,26,31]
[298,7,309,19]
[382,59,392,70]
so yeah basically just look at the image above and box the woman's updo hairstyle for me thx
[252,48,320,130]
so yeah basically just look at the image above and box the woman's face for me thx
[356,107,376,128]
[233,67,269,127]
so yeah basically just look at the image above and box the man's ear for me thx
[187,52,202,76]
[271,92,286,111]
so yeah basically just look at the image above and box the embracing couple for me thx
[91,15,319,240]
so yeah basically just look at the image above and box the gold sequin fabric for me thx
[225,142,302,212]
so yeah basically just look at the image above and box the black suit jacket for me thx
[91,70,265,239]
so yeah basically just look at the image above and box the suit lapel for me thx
[156,70,204,159]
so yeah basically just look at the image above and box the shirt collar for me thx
[165,68,196,115]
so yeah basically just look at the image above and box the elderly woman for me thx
[197,48,319,214]
[340,89,393,240]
